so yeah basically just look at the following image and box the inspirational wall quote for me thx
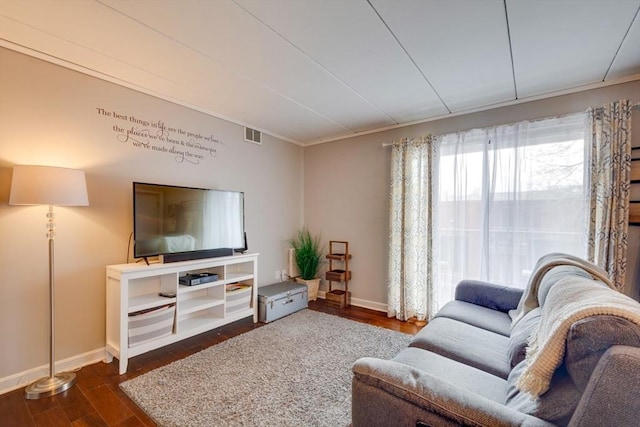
[97,107,223,164]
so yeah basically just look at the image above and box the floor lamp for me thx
[9,165,89,399]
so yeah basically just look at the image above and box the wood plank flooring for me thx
[0,300,423,426]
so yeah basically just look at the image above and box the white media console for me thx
[105,253,259,374]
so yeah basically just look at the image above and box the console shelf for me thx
[106,253,259,374]
[128,294,177,313]
[226,272,254,283]
[179,279,224,293]
[179,296,224,315]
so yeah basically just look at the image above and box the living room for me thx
[1,1,640,426]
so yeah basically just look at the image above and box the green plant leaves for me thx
[289,227,323,280]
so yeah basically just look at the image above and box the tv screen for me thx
[133,182,246,259]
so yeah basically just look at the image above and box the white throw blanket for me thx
[509,253,613,327]
[516,277,640,398]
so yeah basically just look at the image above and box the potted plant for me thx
[289,227,324,301]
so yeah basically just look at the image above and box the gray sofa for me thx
[352,262,640,426]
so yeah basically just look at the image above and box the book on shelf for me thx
[226,283,250,293]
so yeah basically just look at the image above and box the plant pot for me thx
[295,277,320,301]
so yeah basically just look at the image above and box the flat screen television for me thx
[133,182,246,261]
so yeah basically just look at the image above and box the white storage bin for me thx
[225,284,252,314]
[128,304,175,347]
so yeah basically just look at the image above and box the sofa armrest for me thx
[352,357,553,427]
[568,346,640,427]
[455,280,523,312]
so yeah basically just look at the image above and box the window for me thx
[433,113,587,308]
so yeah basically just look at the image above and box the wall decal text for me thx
[96,107,223,164]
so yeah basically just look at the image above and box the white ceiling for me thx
[1,0,639,145]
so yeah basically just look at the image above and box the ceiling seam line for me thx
[304,74,640,146]
[230,0,397,125]
[602,4,640,81]
[0,13,181,85]
[92,0,354,134]
[0,38,303,145]
[366,0,451,114]
[503,0,518,99]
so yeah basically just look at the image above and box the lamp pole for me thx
[24,205,77,399]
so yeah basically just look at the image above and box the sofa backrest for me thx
[566,315,640,391]
[506,265,640,425]
[538,267,640,390]
[536,265,593,307]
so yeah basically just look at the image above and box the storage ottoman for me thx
[258,281,308,323]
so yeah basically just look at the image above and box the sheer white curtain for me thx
[388,113,590,320]
[434,113,588,310]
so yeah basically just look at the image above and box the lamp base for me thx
[24,372,76,399]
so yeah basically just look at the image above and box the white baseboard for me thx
[1,295,389,396]
[351,297,387,313]
[0,347,106,395]
[316,291,387,313]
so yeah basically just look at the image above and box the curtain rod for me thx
[382,103,640,147]
[594,103,640,112]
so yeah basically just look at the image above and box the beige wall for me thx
[304,80,640,309]
[1,44,639,389]
[0,48,304,380]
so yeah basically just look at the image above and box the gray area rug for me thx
[120,309,411,426]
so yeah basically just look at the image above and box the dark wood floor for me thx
[0,300,423,426]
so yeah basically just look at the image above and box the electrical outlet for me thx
[281,268,288,281]
[275,270,281,281]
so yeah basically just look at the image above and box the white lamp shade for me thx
[9,165,89,206]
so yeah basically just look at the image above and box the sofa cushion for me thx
[393,347,507,403]
[508,307,541,367]
[506,359,581,426]
[353,349,548,427]
[565,315,640,391]
[435,300,512,336]
[409,317,511,379]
